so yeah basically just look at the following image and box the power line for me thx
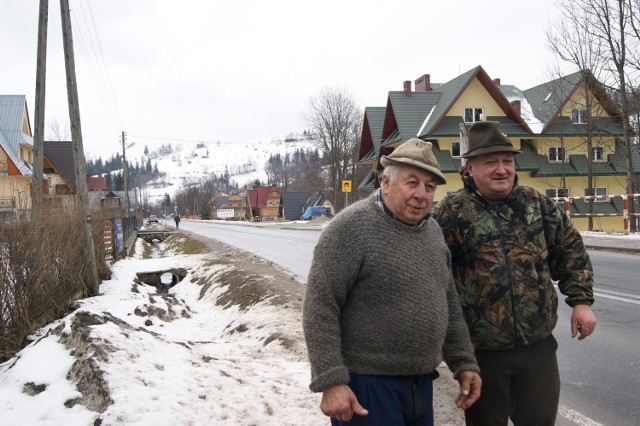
[69,0,124,132]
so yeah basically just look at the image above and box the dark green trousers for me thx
[465,334,560,426]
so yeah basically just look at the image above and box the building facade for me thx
[358,66,640,232]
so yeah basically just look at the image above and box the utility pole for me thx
[60,0,99,296]
[121,131,130,216]
[31,0,49,217]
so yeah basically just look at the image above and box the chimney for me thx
[403,80,412,94]
[511,100,522,116]
[415,74,431,92]
[493,78,501,86]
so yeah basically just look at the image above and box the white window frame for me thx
[464,107,484,123]
[572,108,587,124]
[548,146,566,162]
[591,146,604,161]
[584,186,608,202]
[451,141,461,157]
[545,188,569,199]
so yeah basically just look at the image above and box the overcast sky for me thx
[0,0,565,160]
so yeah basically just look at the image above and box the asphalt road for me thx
[179,220,640,425]
[554,250,640,426]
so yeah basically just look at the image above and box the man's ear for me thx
[465,160,474,175]
[381,174,389,190]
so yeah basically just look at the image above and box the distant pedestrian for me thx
[174,215,181,230]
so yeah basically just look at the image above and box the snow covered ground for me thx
[0,234,330,425]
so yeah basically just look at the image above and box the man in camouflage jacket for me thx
[432,121,596,426]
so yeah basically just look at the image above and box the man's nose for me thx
[414,185,428,200]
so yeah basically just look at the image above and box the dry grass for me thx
[0,210,110,361]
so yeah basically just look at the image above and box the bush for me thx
[0,211,106,361]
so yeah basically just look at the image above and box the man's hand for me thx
[455,371,482,410]
[320,384,368,422]
[571,304,597,340]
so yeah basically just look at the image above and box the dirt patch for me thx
[182,230,305,310]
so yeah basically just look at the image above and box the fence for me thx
[551,193,640,233]
[103,216,138,261]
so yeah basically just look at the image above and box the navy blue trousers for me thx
[331,372,438,426]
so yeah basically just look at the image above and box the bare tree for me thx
[47,116,71,141]
[302,86,362,212]
[548,0,640,231]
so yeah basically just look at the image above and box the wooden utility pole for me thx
[31,0,49,217]
[60,0,100,296]
[122,131,130,216]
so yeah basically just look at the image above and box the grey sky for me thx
[0,0,564,159]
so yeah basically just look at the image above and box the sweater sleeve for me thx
[302,217,363,392]
[441,259,480,379]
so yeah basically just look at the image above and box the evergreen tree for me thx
[114,172,124,190]
[162,193,171,209]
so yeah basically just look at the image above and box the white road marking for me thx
[558,405,604,426]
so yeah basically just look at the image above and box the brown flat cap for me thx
[380,138,446,184]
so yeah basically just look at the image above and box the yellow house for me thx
[358,66,638,232]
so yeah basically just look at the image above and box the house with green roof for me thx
[358,66,639,232]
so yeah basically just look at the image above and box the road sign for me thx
[342,180,352,192]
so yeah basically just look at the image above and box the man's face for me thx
[466,152,516,200]
[381,165,437,225]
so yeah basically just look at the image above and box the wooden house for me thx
[0,95,34,220]
[246,186,282,221]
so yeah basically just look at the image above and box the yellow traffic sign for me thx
[342,180,352,192]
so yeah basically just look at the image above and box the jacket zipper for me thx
[493,204,518,348]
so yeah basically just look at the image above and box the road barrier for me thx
[551,194,640,233]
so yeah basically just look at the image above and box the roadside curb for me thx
[585,244,640,254]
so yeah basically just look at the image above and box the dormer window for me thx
[464,107,483,123]
[451,141,461,157]
[592,146,604,161]
[549,146,565,162]
[585,186,608,202]
[545,188,569,199]
[572,108,587,124]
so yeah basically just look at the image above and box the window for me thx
[464,107,483,123]
[451,141,461,157]
[584,187,608,202]
[545,188,569,199]
[572,108,587,124]
[548,146,565,162]
[592,146,604,161]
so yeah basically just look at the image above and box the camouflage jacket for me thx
[432,176,594,350]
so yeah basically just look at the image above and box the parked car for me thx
[148,215,158,223]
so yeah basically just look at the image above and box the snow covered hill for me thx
[104,136,318,209]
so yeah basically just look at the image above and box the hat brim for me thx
[380,156,447,184]
[461,145,522,159]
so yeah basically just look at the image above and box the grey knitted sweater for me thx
[302,194,479,392]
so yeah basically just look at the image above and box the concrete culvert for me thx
[136,268,188,291]
[160,272,177,288]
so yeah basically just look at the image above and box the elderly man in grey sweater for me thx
[303,139,481,426]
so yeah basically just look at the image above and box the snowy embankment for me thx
[0,234,325,425]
